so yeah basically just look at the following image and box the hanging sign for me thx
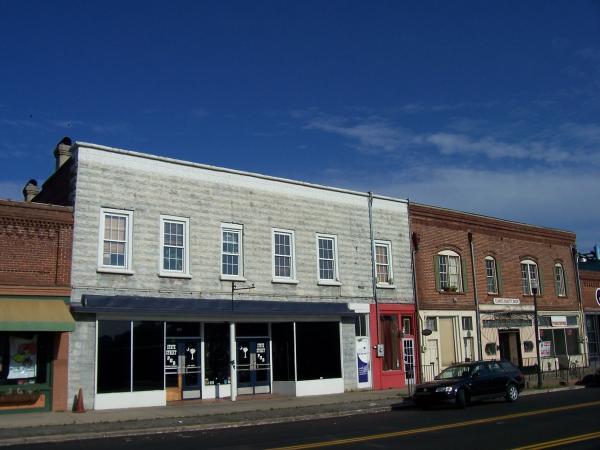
[551,316,567,327]
[8,336,37,379]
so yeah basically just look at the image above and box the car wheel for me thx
[506,383,519,402]
[455,388,467,408]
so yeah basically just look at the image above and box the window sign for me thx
[8,336,37,379]
[540,341,551,357]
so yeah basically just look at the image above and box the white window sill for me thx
[318,280,342,286]
[220,275,247,282]
[377,283,396,289]
[272,278,299,285]
[97,267,135,276]
[158,272,192,279]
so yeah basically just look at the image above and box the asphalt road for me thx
[10,388,600,450]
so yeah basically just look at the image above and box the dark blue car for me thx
[413,360,525,408]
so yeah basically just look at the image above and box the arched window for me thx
[484,256,498,294]
[436,250,463,292]
[554,263,566,297]
[520,259,539,295]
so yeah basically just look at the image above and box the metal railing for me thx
[413,352,600,387]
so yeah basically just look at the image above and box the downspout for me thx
[468,232,483,360]
[368,192,381,386]
[571,245,587,364]
[409,206,422,381]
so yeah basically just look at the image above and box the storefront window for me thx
[272,322,295,381]
[204,323,230,385]
[133,321,164,391]
[296,322,341,380]
[381,315,400,371]
[98,320,165,394]
[0,332,49,386]
[539,328,580,356]
[97,321,131,393]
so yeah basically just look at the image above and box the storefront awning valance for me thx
[0,299,76,332]
[74,295,358,318]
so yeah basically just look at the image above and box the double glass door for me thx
[236,339,271,395]
[165,338,202,400]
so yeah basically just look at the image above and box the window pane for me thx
[204,323,230,385]
[97,320,131,393]
[133,321,164,391]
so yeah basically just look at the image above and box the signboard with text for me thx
[540,341,551,357]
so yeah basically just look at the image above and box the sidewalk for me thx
[0,388,408,447]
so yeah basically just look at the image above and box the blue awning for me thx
[72,295,358,318]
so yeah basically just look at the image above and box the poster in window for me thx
[539,341,551,358]
[8,336,37,379]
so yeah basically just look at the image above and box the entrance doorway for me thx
[498,330,522,367]
[402,338,415,384]
[236,339,271,395]
[165,338,202,400]
[439,318,456,367]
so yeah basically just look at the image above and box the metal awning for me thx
[0,299,76,332]
[73,295,357,318]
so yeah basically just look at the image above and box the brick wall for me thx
[410,203,579,312]
[580,269,600,312]
[0,200,73,288]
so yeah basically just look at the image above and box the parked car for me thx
[413,360,525,408]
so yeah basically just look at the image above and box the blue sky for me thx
[1,1,599,250]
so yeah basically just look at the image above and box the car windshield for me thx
[437,365,472,379]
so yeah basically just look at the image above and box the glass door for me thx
[236,339,271,395]
[402,338,415,384]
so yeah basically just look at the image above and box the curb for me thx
[521,384,585,396]
[0,405,392,448]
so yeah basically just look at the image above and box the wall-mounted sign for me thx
[551,316,567,327]
[493,298,520,305]
[422,329,433,336]
[596,288,600,307]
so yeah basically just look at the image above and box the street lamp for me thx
[531,279,543,389]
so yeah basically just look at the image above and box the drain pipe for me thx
[410,227,423,382]
[468,232,483,360]
[368,192,381,387]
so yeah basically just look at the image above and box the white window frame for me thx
[425,316,437,332]
[272,228,297,284]
[97,208,134,274]
[554,262,566,297]
[159,215,191,278]
[220,223,245,281]
[461,316,473,331]
[485,256,498,294]
[438,250,462,292]
[374,240,394,288]
[316,233,341,286]
[521,259,539,295]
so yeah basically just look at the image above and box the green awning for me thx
[0,300,75,332]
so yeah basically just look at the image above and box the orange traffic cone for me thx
[73,388,85,413]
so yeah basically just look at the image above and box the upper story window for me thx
[437,250,463,292]
[221,223,243,279]
[160,215,190,278]
[424,316,437,332]
[461,316,473,331]
[375,240,393,286]
[273,228,296,282]
[317,234,340,284]
[521,259,539,295]
[485,256,498,294]
[98,208,133,274]
[554,263,566,297]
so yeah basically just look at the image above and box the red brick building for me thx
[578,246,600,362]
[0,198,75,412]
[410,203,582,378]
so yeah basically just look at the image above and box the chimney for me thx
[53,136,73,171]
[22,179,40,202]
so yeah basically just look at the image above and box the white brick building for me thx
[35,140,414,410]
